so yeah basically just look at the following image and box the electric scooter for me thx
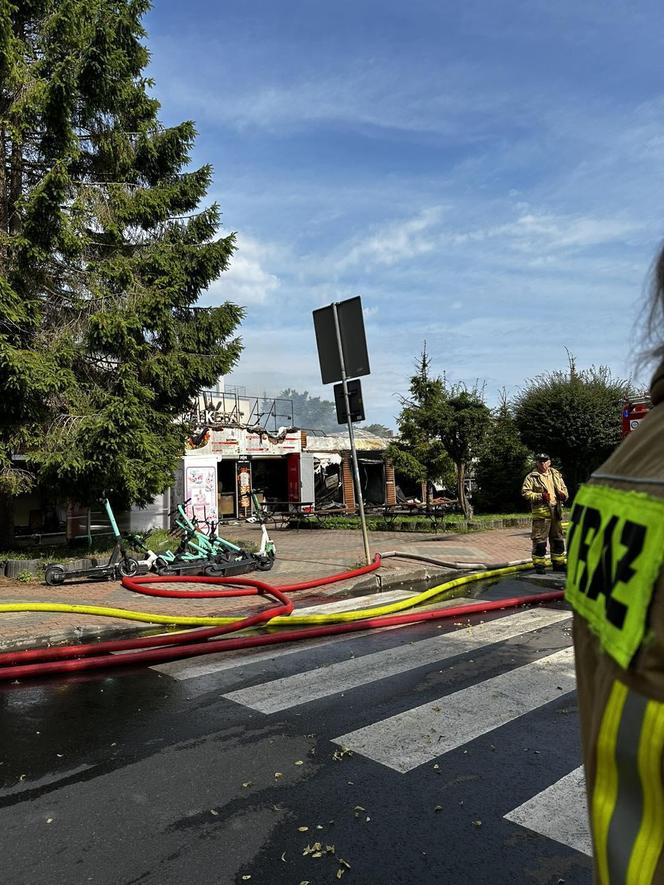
[44,498,144,586]
[154,497,276,577]
[137,500,246,577]
[249,489,276,570]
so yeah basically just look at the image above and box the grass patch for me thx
[289,512,530,532]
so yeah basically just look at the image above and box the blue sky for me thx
[145,0,664,428]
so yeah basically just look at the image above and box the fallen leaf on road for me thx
[332,747,353,761]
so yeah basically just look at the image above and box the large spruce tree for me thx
[390,347,491,518]
[387,348,454,509]
[0,0,242,537]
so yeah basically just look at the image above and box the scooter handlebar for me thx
[168,497,192,517]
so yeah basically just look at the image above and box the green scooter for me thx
[44,498,144,586]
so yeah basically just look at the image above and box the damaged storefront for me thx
[305,430,396,513]
[180,426,314,521]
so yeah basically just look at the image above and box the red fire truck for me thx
[621,396,651,437]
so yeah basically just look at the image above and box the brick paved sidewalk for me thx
[0,524,532,652]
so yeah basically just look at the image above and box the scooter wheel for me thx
[45,564,66,586]
[204,564,225,577]
[119,558,139,578]
[256,553,275,571]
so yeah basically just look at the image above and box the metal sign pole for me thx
[332,302,371,566]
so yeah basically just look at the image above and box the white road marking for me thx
[504,766,592,856]
[152,594,479,681]
[223,608,571,713]
[292,589,415,615]
[333,646,576,772]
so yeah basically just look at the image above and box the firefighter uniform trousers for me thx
[565,379,664,883]
[531,508,566,571]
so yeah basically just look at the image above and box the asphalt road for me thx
[0,577,592,885]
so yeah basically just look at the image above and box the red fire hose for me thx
[0,555,565,681]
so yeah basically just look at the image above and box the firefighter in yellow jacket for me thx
[521,453,569,574]
[566,246,664,883]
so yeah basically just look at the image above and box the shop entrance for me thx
[218,460,237,519]
[251,458,289,511]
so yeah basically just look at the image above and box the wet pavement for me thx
[0,576,589,885]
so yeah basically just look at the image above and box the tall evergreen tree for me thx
[387,348,454,508]
[0,0,242,538]
[391,348,491,517]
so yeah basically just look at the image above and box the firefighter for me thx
[521,453,568,574]
[566,246,664,882]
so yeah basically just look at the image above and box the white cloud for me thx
[447,212,640,254]
[202,234,280,306]
[340,207,444,270]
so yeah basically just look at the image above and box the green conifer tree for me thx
[387,348,454,508]
[0,0,242,539]
[390,347,491,518]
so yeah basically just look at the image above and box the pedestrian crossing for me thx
[504,765,591,856]
[223,607,571,715]
[152,589,422,681]
[161,603,588,858]
[332,645,576,772]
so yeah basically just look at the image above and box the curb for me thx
[0,623,176,655]
[350,565,458,596]
[0,565,465,655]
